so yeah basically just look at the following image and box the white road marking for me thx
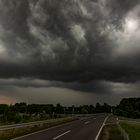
[53,130,71,140]
[11,121,74,140]
[84,117,96,124]
[84,121,90,124]
[94,116,109,140]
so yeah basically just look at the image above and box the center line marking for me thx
[53,130,71,140]
[84,121,90,124]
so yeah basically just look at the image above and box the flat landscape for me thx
[0,0,140,140]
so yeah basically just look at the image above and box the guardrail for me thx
[119,119,140,123]
[0,117,76,131]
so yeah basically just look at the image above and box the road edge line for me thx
[94,115,109,140]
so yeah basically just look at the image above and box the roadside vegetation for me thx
[0,97,139,125]
[101,125,124,140]
[101,123,140,140]
[113,98,140,119]
[101,119,140,140]
[121,122,140,140]
[0,102,111,125]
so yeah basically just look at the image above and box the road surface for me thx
[11,114,108,140]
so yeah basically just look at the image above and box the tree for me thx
[95,103,102,113]
[114,98,140,118]
[55,104,63,114]
[0,104,8,115]
[15,103,27,113]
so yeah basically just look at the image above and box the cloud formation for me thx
[0,0,140,104]
[0,0,140,82]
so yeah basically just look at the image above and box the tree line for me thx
[0,97,139,123]
[113,98,140,118]
[0,103,111,123]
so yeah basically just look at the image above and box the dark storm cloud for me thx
[0,0,140,84]
[0,78,110,94]
[0,78,109,94]
[0,78,140,97]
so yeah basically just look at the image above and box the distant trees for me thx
[0,104,22,123]
[0,102,111,123]
[0,104,8,115]
[0,98,139,124]
[55,104,64,114]
[113,98,140,118]
[15,103,27,113]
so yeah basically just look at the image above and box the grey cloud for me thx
[0,78,140,97]
[0,0,140,84]
[0,79,140,105]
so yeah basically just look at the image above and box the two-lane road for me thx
[11,114,108,140]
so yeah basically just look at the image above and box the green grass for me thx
[102,125,124,140]
[117,116,140,122]
[102,115,140,140]
[121,123,140,140]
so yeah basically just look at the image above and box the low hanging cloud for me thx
[0,78,140,96]
[0,78,140,105]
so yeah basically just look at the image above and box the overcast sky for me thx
[0,0,140,105]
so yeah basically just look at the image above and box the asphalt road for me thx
[11,114,108,140]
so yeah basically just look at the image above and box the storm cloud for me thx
[0,0,140,104]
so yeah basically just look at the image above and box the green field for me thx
[121,123,140,140]
[102,122,140,140]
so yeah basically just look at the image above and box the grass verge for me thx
[0,117,78,140]
[101,125,124,140]
[121,122,140,140]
